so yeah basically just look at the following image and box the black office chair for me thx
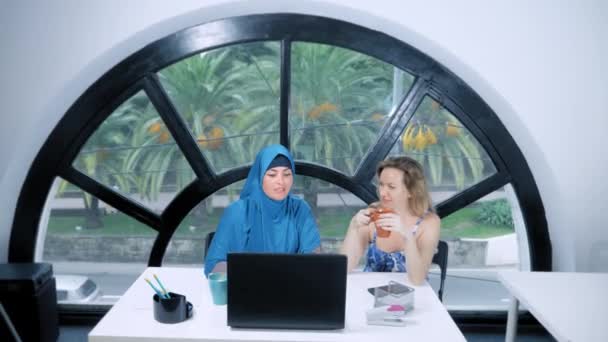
[204,231,215,261]
[432,240,448,302]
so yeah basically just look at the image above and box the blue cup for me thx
[208,272,227,305]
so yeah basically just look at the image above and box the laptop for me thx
[227,253,347,330]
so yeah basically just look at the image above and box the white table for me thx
[498,271,608,342]
[89,267,465,341]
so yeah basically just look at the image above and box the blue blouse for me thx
[204,145,321,277]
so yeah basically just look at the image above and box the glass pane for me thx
[72,91,195,213]
[40,178,156,306]
[430,187,520,310]
[164,181,245,266]
[389,96,496,193]
[164,176,366,266]
[159,42,281,173]
[440,189,516,261]
[290,42,415,175]
[292,177,366,253]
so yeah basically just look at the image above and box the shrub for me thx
[476,199,514,228]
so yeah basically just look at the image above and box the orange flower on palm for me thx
[207,126,224,150]
[148,122,162,134]
[446,123,460,137]
[414,127,427,150]
[158,130,170,144]
[425,126,438,145]
[197,133,209,148]
[307,102,338,120]
[370,113,385,122]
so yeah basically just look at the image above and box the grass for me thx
[47,205,514,239]
[48,215,156,236]
[441,206,514,239]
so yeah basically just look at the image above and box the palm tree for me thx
[398,97,492,190]
[110,42,282,225]
[157,42,281,174]
[289,42,414,212]
[68,95,145,227]
[290,43,415,172]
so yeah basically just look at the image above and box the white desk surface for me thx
[89,267,465,342]
[498,271,608,342]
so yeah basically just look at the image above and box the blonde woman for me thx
[340,156,440,285]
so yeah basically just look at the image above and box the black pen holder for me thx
[153,292,193,324]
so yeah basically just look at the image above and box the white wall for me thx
[1,0,606,271]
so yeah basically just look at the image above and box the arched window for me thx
[10,14,549,311]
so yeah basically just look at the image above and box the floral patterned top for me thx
[363,210,430,272]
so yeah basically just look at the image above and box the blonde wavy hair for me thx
[376,156,434,217]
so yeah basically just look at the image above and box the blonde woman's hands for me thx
[376,213,415,241]
[353,208,372,227]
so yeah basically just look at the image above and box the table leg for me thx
[505,295,519,342]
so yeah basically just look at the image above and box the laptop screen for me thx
[227,253,347,330]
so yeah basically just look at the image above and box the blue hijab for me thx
[204,145,320,276]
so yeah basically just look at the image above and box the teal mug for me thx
[208,272,227,305]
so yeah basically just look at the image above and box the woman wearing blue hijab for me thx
[204,144,321,276]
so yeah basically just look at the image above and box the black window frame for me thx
[9,14,550,272]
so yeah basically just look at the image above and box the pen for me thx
[145,278,170,299]
[153,274,169,298]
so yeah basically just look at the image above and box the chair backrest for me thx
[431,240,448,302]
[204,232,215,261]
